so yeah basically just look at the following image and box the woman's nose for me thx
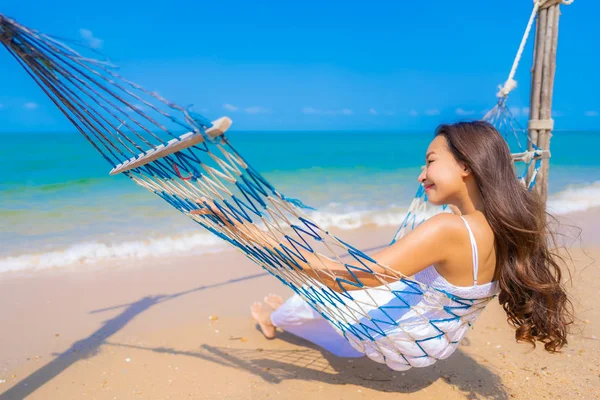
[418,166,426,183]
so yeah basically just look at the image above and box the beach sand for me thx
[0,216,598,400]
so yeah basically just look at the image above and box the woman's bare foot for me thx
[263,293,284,310]
[250,302,276,339]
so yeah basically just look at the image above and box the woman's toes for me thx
[264,293,284,310]
[249,302,276,339]
[250,302,263,319]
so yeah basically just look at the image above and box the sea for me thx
[1,129,599,273]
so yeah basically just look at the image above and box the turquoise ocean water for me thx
[1,129,599,272]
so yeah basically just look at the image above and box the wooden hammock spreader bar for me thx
[109,116,232,175]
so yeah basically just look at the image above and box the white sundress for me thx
[270,216,500,371]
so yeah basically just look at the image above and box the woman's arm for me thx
[292,213,464,292]
[191,200,463,292]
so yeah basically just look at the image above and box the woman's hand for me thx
[190,197,276,247]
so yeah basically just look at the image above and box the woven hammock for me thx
[0,13,549,371]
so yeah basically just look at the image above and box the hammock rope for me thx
[0,13,551,371]
[497,0,573,98]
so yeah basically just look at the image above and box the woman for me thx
[195,121,573,367]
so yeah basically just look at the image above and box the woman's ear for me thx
[459,162,472,177]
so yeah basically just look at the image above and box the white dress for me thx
[270,216,500,370]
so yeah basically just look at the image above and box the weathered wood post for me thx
[528,0,571,202]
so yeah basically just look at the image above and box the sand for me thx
[0,219,598,399]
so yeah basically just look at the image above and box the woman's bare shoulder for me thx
[418,213,468,238]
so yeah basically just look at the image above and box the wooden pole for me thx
[527,8,547,183]
[537,5,560,202]
[528,3,562,203]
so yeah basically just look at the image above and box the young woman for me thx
[195,121,573,364]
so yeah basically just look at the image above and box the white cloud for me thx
[456,108,475,116]
[302,107,318,114]
[24,102,38,110]
[368,108,378,115]
[244,106,269,114]
[584,110,598,117]
[223,103,239,112]
[409,110,419,117]
[425,108,440,116]
[508,106,530,117]
[301,107,353,116]
[79,29,103,49]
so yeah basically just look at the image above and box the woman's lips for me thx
[424,184,435,192]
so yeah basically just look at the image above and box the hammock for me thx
[0,6,553,371]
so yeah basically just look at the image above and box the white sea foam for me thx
[3,181,598,274]
[0,232,229,273]
[0,205,410,273]
[307,205,409,230]
[547,181,600,215]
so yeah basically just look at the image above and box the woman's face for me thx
[417,135,468,206]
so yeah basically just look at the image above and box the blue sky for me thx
[0,0,598,132]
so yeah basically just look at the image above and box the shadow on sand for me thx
[105,329,507,399]
[1,262,506,399]
[0,272,267,400]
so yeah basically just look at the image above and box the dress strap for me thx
[459,216,479,285]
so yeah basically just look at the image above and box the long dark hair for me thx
[436,121,574,352]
